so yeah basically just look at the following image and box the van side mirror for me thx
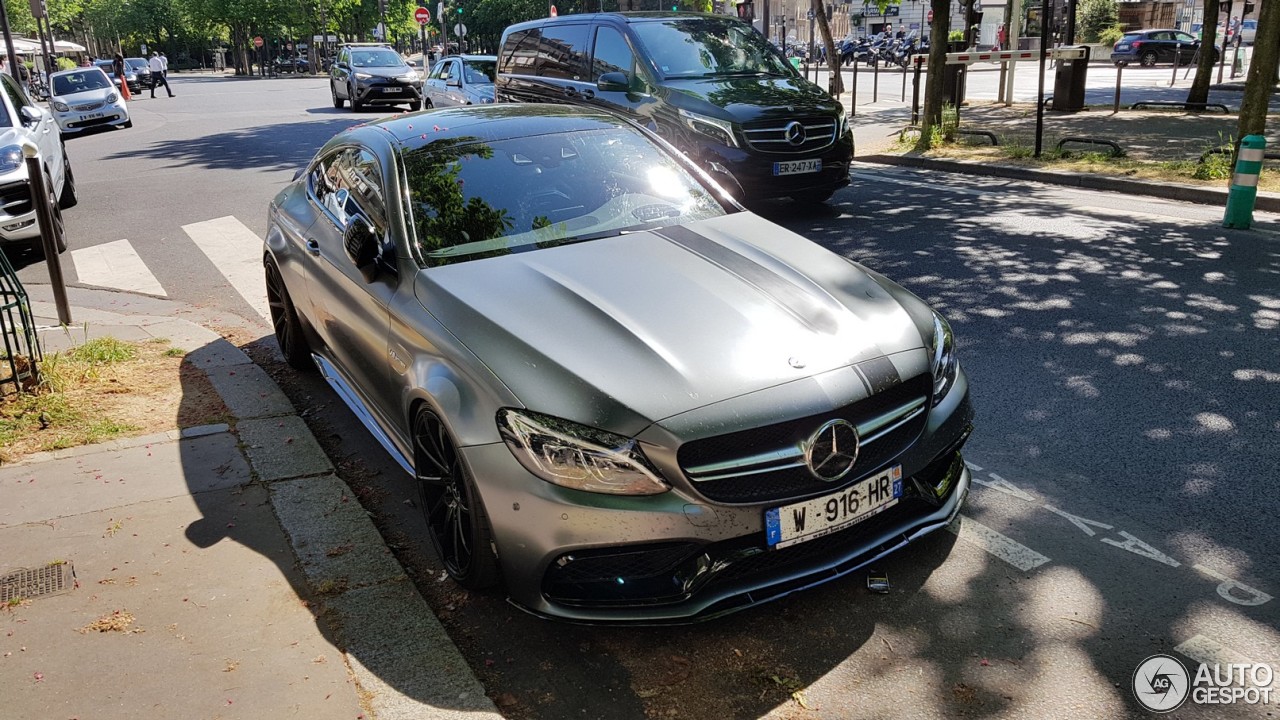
[344,215,380,282]
[597,72,629,92]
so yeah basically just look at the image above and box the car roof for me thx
[441,54,497,62]
[341,43,394,48]
[361,104,633,148]
[51,67,108,78]
[505,11,728,34]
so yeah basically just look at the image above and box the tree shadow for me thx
[102,117,365,173]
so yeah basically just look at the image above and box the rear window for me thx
[1120,34,1144,42]
[403,126,727,267]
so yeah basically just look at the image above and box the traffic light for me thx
[1243,0,1255,13]
[457,4,463,12]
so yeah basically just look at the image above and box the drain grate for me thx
[0,562,75,603]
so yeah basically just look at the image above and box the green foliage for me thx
[1194,134,1236,180]
[55,57,77,71]
[947,29,965,42]
[1077,0,1119,43]
[69,337,137,365]
[1098,24,1126,45]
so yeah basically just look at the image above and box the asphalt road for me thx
[16,72,1279,719]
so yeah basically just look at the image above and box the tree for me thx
[1186,0,1221,107]
[1236,0,1280,145]
[916,0,952,149]
[811,0,841,94]
[1076,0,1117,43]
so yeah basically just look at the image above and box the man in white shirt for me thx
[148,52,173,97]
[159,52,169,76]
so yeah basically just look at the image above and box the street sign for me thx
[550,4,558,16]
[926,9,933,22]
[454,23,468,36]
[438,2,444,19]
[415,7,431,23]
[253,36,264,48]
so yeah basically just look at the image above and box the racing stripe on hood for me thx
[854,356,902,394]
[652,224,840,335]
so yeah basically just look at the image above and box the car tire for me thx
[409,101,422,112]
[331,82,344,108]
[414,406,500,590]
[43,172,67,254]
[350,83,363,111]
[424,98,433,109]
[265,258,314,371]
[57,155,77,210]
[1140,51,1158,67]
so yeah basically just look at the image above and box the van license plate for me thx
[774,159,821,176]
[765,465,902,549]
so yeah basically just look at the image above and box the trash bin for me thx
[942,63,965,107]
[1052,45,1090,112]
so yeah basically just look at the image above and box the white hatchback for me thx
[48,67,131,134]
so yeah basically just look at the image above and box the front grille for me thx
[72,101,105,112]
[742,116,837,154]
[543,542,701,605]
[67,115,119,129]
[0,181,33,218]
[678,373,931,505]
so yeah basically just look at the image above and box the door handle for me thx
[306,240,320,256]
[581,89,595,99]
[562,87,578,98]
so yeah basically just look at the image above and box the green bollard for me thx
[1223,134,1266,229]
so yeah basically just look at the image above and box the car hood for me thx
[355,65,415,79]
[662,75,838,123]
[414,213,927,436]
[55,88,115,104]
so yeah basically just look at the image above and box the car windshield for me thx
[632,18,793,79]
[126,58,149,70]
[350,49,404,68]
[53,70,111,96]
[463,60,495,84]
[404,126,727,267]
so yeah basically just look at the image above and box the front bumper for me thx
[464,369,973,623]
[355,81,423,105]
[691,128,854,201]
[0,178,38,242]
[55,104,129,133]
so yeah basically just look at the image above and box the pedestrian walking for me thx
[148,53,174,97]
[159,52,169,77]
[113,52,132,101]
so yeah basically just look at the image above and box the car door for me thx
[303,144,398,423]
[0,74,61,190]
[443,60,469,105]
[584,24,659,126]
[332,47,352,99]
[1174,31,1198,62]
[535,23,594,106]
[424,59,449,105]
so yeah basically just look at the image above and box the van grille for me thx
[742,116,837,154]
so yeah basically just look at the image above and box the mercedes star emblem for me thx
[783,120,807,147]
[804,419,860,481]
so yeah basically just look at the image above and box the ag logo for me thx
[1133,654,1190,712]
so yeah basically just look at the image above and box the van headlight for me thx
[678,108,739,148]
[498,409,669,495]
[837,105,849,137]
[930,312,959,405]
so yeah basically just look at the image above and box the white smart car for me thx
[48,67,131,134]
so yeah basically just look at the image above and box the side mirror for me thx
[20,106,44,125]
[343,215,380,282]
[597,71,629,92]
[335,61,349,71]
[447,77,461,87]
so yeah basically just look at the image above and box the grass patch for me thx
[0,336,230,462]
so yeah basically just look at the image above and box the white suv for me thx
[0,71,75,255]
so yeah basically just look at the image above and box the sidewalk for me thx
[0,302,500,720]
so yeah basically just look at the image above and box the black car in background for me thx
[91,58,143,94]
[496,12,852,205]
[1111,29,1218,66]
[329,43,424,111]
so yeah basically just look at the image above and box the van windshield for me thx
[632,18,793,79]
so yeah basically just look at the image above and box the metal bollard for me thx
[911,56,922,125]
[1223,135,1267,229]
[1171,42,1179,87]
[1113,63,1122,113]
[851,60,859,114]
[873,61,879,103]
[21,140,70,325]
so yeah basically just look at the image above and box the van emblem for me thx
[784,121,806,146]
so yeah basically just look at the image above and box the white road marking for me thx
[1101,531,1181,568]
[972,472,1036,502]
[71,239,167,297]
[948,514,1051,572]
[1175,635,1250,667]
[1194,565,1274,607]
[182,215,269,322]
[1043,504,1113,537]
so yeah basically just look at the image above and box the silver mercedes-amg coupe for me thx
[264,105,974,622]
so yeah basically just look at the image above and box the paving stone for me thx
[236,415,332,481]
[206,363,294,419]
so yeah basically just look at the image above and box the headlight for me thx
[930,312,959,405]
[51,101,69,112]
[400,72,420,82]
[837,105,849,138]
[678,108,739,148]
[480,96,494,104]
[497,409,669,495]
[107,93,119,103]
[355,72,373,80]
[0,144,22,174]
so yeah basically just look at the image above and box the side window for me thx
[500,29,541,74]
[446,61,461,83]
[310,147,385,234]
[0,74,31,114]
[1175,32,1195,44]
[429,61,448,80]
[310,149,351,227]
[346,148,386,234]
[537,24,590,81]
[591,26,636,82]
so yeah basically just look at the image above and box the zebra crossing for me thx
[68,215,270,323]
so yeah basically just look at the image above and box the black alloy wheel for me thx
[414,408,499,589]
[264,259,314,370]
[350,82,363,111]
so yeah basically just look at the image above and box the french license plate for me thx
[84,112,103,120]
[773,159,821,176]
[765,466,902,550]
[1116,44,1129,50]
[384,87,403,93]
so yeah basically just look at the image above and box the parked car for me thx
[1239,19,1256,44]
[1112,29,1218,67]
[263,104,973,622]
[0,71,75,255]
[125,57,154,88]
[91,58,142,94]
[423,54,495,107]
[329,43,423,111]
[48,67,131,135]
[496,12,852,205]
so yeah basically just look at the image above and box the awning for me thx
[2,38,44,54]
[53,39,87,52]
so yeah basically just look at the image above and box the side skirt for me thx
[312,353,415,477]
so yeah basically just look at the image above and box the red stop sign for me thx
[415,7,431,23]
[253,35,264,48]
[550,4,558,16]
[926,9,934,22]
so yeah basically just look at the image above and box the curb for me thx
[858,153,1280,213]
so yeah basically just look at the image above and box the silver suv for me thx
[0,72,75,254]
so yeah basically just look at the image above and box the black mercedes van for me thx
[496,12,853,204]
